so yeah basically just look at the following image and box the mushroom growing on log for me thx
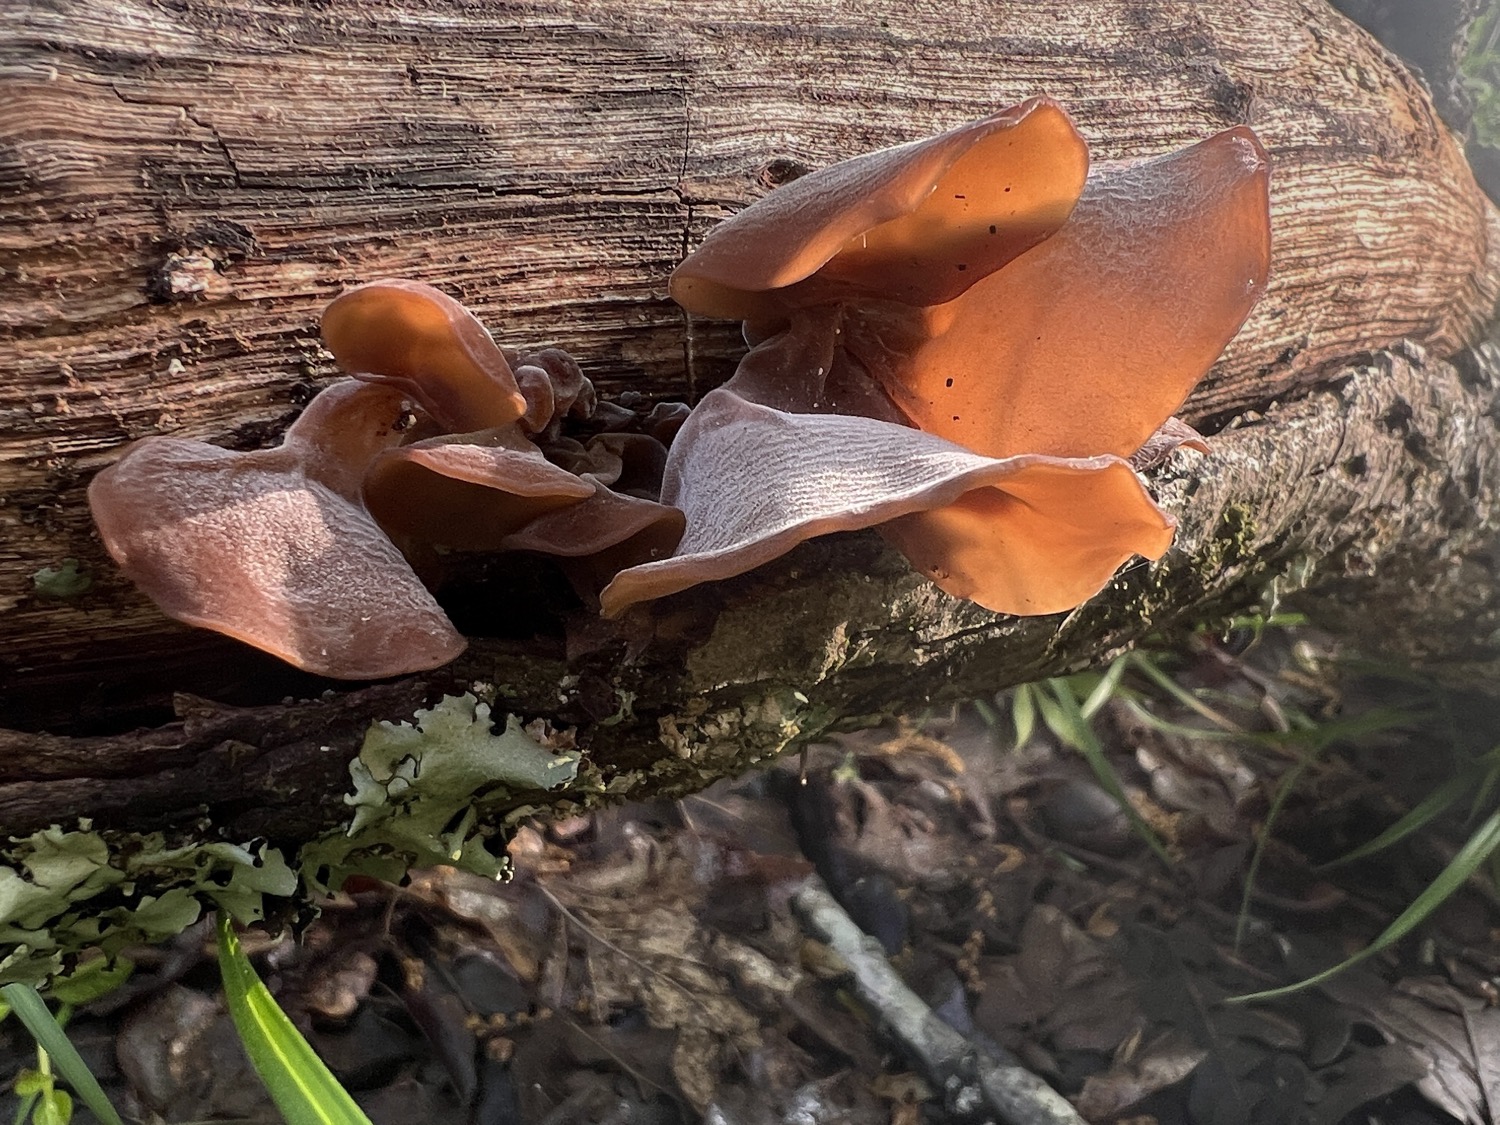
[0,0,1497,881]
[87,105,1270,669]
[602,102,1271,616]
[85,379,467,680]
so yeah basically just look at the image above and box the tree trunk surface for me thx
[2,0,1498,849]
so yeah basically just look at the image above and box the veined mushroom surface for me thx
[88,283,685,678]
[600,97,1271,617]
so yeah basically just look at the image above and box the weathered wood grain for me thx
[1,0,1497,742]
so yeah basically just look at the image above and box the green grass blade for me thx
[1080,655,1130,720]
[1319,765,1480,869]
[1037,680,1174,865]
[1236,752,1316,951]
[971,697,1000,727]
[1011,683,1036,748]
[1231,806,1500,1003]
[1466,749,1500,820]
[1128,652,1240,732]
[215,913,373,1125]
[0,985,123,1125]
[1033,679,1091,752]
[1226,611,1307,634]
[1122,698,1410,754]
[1275,707,1415,753]
[1120,699,1247,743]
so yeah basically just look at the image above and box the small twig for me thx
[791,875,1086,1125]
[565,1020,675,1100]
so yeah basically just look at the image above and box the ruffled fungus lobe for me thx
[88,100,1267,674]
[600,98,1270,617]
[90,278,688,677]
[87,380,466,679]
[320,278,527,431]
[324,280,684,575]
[671,97,1090,319]
[602,389,1173,612]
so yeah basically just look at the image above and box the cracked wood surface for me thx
[1,0,1498,792]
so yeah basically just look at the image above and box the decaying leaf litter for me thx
[4,624,1498,1125]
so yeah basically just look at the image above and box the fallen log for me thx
[0,0,1497,974]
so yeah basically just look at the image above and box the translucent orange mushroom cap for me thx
[321,280,528,432]
[598,390,1174,618]
[319,281,685,589]
[889,125,1272,461]
[606,105,1272,618]
[669,96,1090,320]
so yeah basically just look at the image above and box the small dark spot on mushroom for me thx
[1004,186,1012,192]
[945,378,954,388]
[956,263,967,271]
[1342,454,1367,478]
[952,415,960,422]
[989,224,997,234]
[954,193,966,199]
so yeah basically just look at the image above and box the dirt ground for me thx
[5,622,1500,1125]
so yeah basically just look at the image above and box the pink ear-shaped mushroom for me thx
[87,380,466,678]
[503,480,687,598]
[598,389,1170,617]
[320,285,604,551]
[321,280,528,432]
[361,429,684,591]
[606,107,1271,617]
[322,285,686,585]
[361,428,598,553]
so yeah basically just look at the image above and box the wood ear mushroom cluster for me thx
[87,282,686,678]
[601,96,1270,616]
[88,97,1270,678]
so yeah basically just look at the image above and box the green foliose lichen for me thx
[0,693,580,989]
[31,559,91,599]
[0,827,295,987]
[300,693,580,892]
